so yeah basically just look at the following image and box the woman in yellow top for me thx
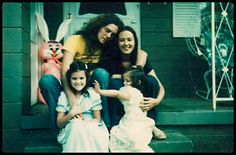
[39,14,124,135]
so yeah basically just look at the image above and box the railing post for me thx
[211,2,216,111]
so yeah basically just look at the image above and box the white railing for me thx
[185,2,234,110]
[211,2,234,110]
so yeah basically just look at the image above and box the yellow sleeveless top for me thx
[63,35,101,64]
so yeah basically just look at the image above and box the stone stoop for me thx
[24,130,193,153]
[24,143,62,153]
[149,130,193,152]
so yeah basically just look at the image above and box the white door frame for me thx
[30,2,44,106]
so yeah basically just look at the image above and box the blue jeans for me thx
[89,68,111,128]
[108,78,124,127]
[143,75,159,121]
[39,75,62,136]
[108,75,160,127]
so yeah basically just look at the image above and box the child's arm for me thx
[93,80,130,101]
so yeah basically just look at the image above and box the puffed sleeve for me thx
[56,92,68,112]
[88,88,103,111]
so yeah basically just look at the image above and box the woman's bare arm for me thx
[61,50,76,107]
[147,69,165,106]
[136,49,147,67]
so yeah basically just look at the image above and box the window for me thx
[173,2,201,37]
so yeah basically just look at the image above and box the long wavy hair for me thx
[75,14,124,54]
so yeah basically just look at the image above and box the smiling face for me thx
[70,71,87,92]
[118,30,135,54]
[97,24,118,44]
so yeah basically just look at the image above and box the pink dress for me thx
[109,86,155,152]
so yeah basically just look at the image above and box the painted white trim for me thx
[30,2,44,106]
[211,2,216,111]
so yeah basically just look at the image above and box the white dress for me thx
[56,87,109,152]
[109,86,155,152]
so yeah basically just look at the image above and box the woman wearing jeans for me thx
[39,14,124,136]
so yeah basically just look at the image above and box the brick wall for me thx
[2,2,31,152]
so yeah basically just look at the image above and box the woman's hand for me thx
[139,97,160,111]
[69,103,84,120]
[93,80,101,94]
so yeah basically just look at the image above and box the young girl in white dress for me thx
[56,61,109,152]
[94,65,156,152]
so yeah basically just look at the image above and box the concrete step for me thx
[149,130,193,152]
[21,99,234,130]
[21,108,234,129]
[24,130,193,153]
[24,141,62,153]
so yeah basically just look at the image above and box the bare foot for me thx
[153,127,166,140]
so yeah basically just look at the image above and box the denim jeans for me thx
[144,75,160,121]
[108,78,124,127]
[39,75,62,136]
[89,68,111,128]
[108,75,160,127]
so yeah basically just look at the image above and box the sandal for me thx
[152,128,167,140]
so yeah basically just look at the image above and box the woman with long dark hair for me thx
[107,26,166,139]
[39,14,124,136]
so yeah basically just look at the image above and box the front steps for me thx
[21,98,234,129]
[21,98,233,152]
[150,130,193,152]
[24,129,193,153]
[24,141,62,153]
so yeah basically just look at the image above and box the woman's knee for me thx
[92,68,110,80]
[109,78,123,90]
[144,75,160,97]
[91,68,110,88]
[39,75,61,90]
[147,76,159,88]
[146,75,158,85]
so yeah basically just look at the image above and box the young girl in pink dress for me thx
[94,65,156,152]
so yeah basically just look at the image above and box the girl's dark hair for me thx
[124,65,146,91]
[75,14,124,53]
[66,61,90,95]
